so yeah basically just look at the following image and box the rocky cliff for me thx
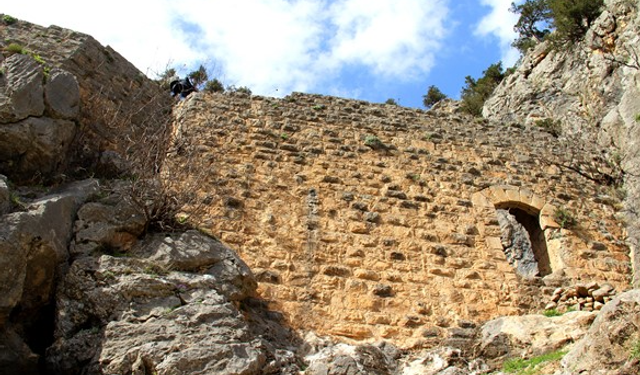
[1,6,639,375]
[484,0,640,288]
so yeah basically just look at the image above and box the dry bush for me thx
[70,87,210,232]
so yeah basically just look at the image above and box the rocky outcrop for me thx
[0,53,79,183]
[478,311,596,362]
[1,14,172,180]
[558,289,640,375]
[45,230,294,375]
[304,340,399,375]
[496,209,539,279]
[0,179,99,374]
[483,0,640,286]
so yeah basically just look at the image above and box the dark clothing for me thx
[170,77,196,98]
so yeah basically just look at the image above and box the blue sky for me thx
[3,0,519,108]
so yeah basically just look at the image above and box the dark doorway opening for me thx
[495,204,552,277]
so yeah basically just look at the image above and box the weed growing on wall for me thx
[554,207,577,229]
[631,338,640,361]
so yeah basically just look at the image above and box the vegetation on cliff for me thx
[510,0,605,53]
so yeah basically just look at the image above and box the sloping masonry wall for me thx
[166,92,631,347]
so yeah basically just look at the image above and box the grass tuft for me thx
[503,350,567,375]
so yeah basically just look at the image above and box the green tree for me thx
[510,0,552,53]
[510,0,604,51]
[423,85,447,109]
[548,0,604,43]
[460,62,505,117]
[188,64,209,88]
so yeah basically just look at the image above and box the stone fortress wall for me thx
[167,91,631,347]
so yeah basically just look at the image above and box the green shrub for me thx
[229,85,252,95]
[5,43,24,55]
[2,15,18,25]
[204,78,225,93]
[364,135,385,149]
[554,207,577,229]
[542,308,562,317]
[535,118,562,137]
[385,98,398,105]
[31,53,45,64]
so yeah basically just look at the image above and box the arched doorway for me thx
[495,204,552,278]
[472,185,562,278]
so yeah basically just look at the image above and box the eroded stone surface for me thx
[46,233,296,375]
[558,290,640,375]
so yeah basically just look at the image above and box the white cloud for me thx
[3,0,451,98]
[475,0,520,66]
[326,0,449,79]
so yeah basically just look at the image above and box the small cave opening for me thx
[8,302,56,373]
[495,204,552,278]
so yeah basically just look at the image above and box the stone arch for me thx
[472,185,562,277]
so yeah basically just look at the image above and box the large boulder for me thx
[0,52,80,183]
[0,116,76,182]
[43,68,80,120]
[559,289,640,375]
[304,341,399,375]
[0,53,44,123]
[70,183,147,258]
[478,311,596,361]
[131,231,258,301]
[0,179,99,323]
[45,231,277,375]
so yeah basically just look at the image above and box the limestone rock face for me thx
[70,183,147,258]
[0,52,80,183]
[45,232,281,375]
[1,16,172,182]
[558,289,640,375]
[496,209,539,279]
[304,341,399,375]
[478,311,596,361]
[0,179,98,374]
[43,68,80,120]
[0,116,76,181]
[131,231,258,301]
[0,53,44,122]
